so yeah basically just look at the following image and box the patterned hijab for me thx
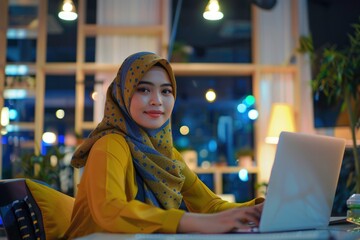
[71,52,186,209]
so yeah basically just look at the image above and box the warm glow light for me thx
[205,89,216,102]
[265,103,296,144]
[91,91,99,101]
[56,109,65,119]
[180,125,190,135]
[50,155,58,167]
[58,0,78,21]
[42,132,57,144]
[1,107,9,126]
[203,0,224,20]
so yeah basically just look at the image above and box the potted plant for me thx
[235,147,254,168]
[15,147,65,190]
[298,19,360,193]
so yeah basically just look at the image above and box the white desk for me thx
[76,223,360,240]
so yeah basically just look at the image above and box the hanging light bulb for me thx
[203,0,224,21]
[58,0,78,21]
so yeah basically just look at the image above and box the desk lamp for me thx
[265,103,296,144]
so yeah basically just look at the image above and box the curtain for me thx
[255,0,314,183]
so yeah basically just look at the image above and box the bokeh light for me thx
[237,103,247,113]
[244,95,255,106]
[248,109,259,120]
[55,109,65,119]
[180,125,190,135]
[205,89,216,102]
[42,132,57,144]
[238,169,249,182]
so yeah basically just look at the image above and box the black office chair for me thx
[0,179,46,240]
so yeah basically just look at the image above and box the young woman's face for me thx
[130,66,175,129]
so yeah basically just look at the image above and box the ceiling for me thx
[5,0,360,84]
[7,0,360,58]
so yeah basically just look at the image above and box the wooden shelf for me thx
[4,88,36,99]
[8,122,35,131]
[84,24,164,36]
[194,166,259,195]
[4,62,298,77]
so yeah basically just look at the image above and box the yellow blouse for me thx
[65,134,260,238]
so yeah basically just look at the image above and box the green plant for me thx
[235,148,254,159]
[298,18,360,193]
[255,182,268,196]
[16,147,65,189]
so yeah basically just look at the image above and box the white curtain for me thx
[96,0,161,64]
[94,0,163,122]
[255,0,314,183]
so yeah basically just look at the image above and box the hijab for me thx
[71,52,186,209]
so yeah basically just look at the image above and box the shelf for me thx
[4,62,298,76]
[4,88,35,99]
[7,122,35,131]
[193,166,259,195]
[84,24,164,36]
[194,166,258,174]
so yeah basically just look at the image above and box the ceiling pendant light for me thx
[58,0,78,21]
[203,0,224,21]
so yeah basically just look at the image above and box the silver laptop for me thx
[257,131,346,232]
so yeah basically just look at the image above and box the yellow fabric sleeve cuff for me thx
[161,208,185,233]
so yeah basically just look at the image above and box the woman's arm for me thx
[177,203,263,233]
[84,134,185,233]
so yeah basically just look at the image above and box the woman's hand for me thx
[177,202,264,233]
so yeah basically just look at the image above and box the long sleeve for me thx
[173,149,263,213]
[65,134,185,238]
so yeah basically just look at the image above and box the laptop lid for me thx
[259,131,346,232]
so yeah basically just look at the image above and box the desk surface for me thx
[76,224,360,240]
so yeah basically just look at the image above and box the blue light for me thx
[5,65,29,75]
[176,137,190,148]
[58,135,65,144]
[238,169,249,182]
[237,103,247,113]
[9,109,18,120]
[208,140,217,152]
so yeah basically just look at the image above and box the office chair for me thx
[0,178,74,240]
[0,178,45,239]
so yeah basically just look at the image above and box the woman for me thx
[65,52,264,238]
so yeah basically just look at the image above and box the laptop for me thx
[253,131,346,233]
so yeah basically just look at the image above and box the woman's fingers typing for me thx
[178,203,264,233]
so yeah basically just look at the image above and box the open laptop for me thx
[253,131,346,233]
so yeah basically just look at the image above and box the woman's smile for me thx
[145,110,164,118]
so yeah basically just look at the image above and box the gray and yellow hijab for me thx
[71,52,185,209]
